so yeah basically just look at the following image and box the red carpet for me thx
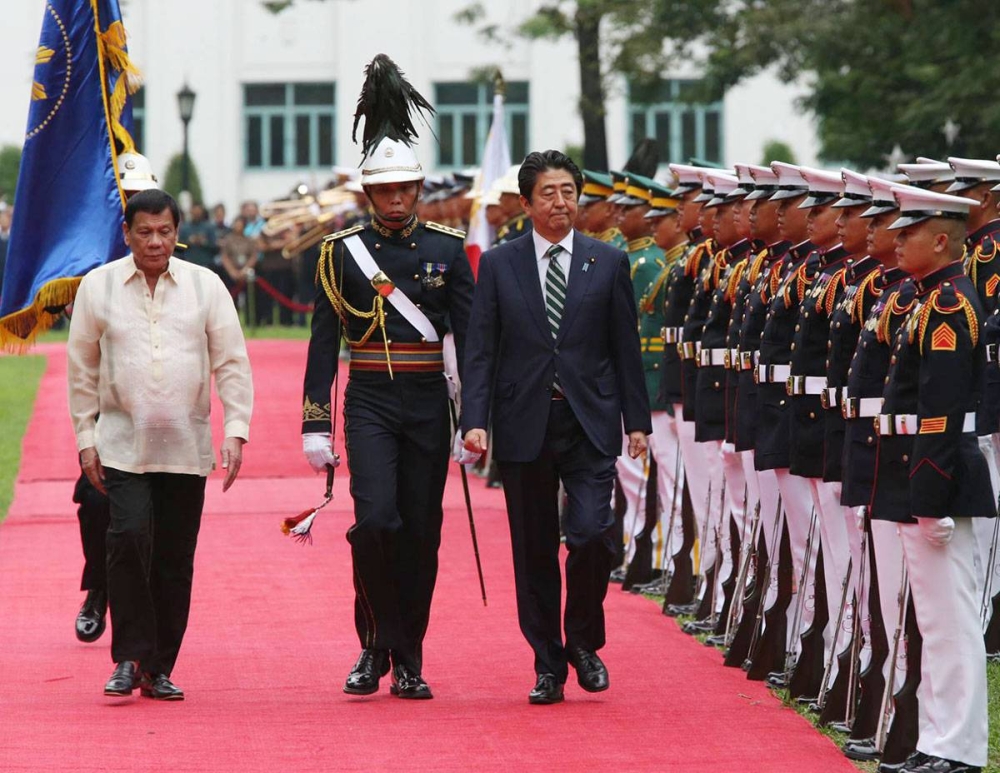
[0,342,858,772]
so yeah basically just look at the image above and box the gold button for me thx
[375,243,382,250]
[795,325,801,332]
[791,343,796,350]
[714,381,720,389]
[413,274,420,280]
[867,436,874,444]
[902,454,909,463]
[653,363,659,370]
[809,412,816,419]
[835,322,841,328]
[779,399,786,406]
[410,243,417,249]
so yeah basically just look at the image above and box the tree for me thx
[0,145,22,204]
[686,0,1000,168]
[162,152,205,205]
[761,140,796,166]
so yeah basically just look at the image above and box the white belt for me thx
[698,348,728,367]
[841,395,883,419]
[786,375,827,396]
[662,326,682,344]
[876,412,975,436]
[754,363,790,384]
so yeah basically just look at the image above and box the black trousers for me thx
[103,468,206,676]
[73,473,110,592]
[343,371,450,672]
[498,400,617,681]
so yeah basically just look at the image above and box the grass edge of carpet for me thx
[0,354,47,524]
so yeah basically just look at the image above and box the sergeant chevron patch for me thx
[987,274,1000,299]
[919,416,947,434]
[930,322,956,351]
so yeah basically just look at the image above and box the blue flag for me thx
[0,0,139,349]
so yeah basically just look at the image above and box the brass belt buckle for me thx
[724,349,732,369]
[786,376,795,396]
[371,270,395,298]
[753,364,761,385]
[820,389,830,410]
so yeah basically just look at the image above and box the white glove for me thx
[445,374,458,401]
[303,433,340,474]
[452,430,481,465]
[855,507,866,533]
[916,516,955,547]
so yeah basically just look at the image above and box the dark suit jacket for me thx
[462,230,652,462]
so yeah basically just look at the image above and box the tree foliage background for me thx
[266,0,1000,170]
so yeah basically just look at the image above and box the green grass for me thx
[660,602,999,771]
[0,355,46,524]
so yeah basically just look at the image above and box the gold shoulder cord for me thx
[317,239,388,349]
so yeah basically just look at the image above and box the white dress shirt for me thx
[67,254,253,475]
[532,229,575,304]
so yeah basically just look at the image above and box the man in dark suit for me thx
[462,150,652,705]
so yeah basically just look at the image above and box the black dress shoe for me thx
[567,646,609,693]
[704,634,727,647]
[765,671,788,688]
[664,601,699,617]
[343,649,390,695]
[528,673,564,705]
[907,756,981,773]
[842,738,879,761]
[139,672,184,701]
[879,751,928,773]
[681,617,716,634]
[609,567,627,584]
[389,664,433,699]
[75,589,108,643]
[631,577,668,595]
[104,661,139,696]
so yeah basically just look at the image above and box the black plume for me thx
[622,138,659,177]
[352,54,435,159]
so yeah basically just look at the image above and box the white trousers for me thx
[648,411,683,572]
[900,519,988,767]
[975,434,1000,630]
[676,409,724,587]
[715,443,748,614]
[774,469,818,653]
[870,519,907,713]
[617,435,648,566]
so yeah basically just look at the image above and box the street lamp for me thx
[176,82,196,198]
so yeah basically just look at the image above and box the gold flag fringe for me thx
[97,20,142,154]
[0,277,81,353]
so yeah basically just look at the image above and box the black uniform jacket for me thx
[872,260,995,522]
[841,267,909,508]
[966,219,1000,435]
[301,219,475,434]
[788,245,852,479]
[733,241,788,452]
[823,255,881,483]
[754,240,815,471]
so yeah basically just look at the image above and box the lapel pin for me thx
[583,256,596,272]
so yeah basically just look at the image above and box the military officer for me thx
[576,170,622,244]
[494,164,532,246]
[301,55,475,700]
[870,186,992,773]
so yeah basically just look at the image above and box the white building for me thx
[0,0,820,212]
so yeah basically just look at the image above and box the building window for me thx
[629,79,723,166]
[434,81,529,169]
[131,87,145,154]
[243,83,336,170]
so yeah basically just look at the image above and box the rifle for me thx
[875,563,909,756]
[724,491,760,647]
[744,495,786,678]
[784,506,819,683]
[814,555,853,719]
[848,515,888,740]
[715,483,749,637]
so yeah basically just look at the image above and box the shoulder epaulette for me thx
[425,221,467,239]
[916,283,979,352]
[704,247,729,292]
[322,224,364,243]
[684,239,713,279]
[747,247,769,284]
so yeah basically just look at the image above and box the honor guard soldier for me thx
[689,171,755,636]
[947,157,1000,655]
[301,55,475,700]
[493,164,532,246]
[662,165,720,614]
[724,163,790,668]
[575,170,619,242]
[615,173,665,588]
[783,166,855,698]
[899,160,956,192]
[870,186,993,773]
[838,177,912,764]
[631,180,687,594]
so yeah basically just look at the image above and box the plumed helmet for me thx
[353,54,434,187]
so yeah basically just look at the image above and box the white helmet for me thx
[117,152,158,192]
[360,138,424,187]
